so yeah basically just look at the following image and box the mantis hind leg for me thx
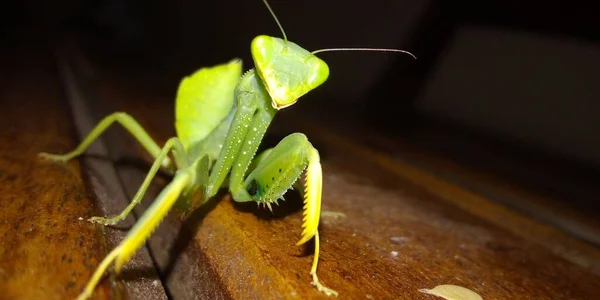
[38,112,179,171]
[76,158,193,300]
[233,133,338,296]
[89,137,186,226]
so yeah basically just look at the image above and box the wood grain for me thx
[0,40,111,300]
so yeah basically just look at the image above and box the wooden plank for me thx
[285,104,600,265]
[64,39,600,299]
[55,47,169,300]
[287,117,600,274]
[357,123,600,249]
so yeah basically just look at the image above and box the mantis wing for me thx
[186,106,236,164]
[175,59,243,152]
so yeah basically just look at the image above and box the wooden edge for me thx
[55,44,168,300]
[354,126,600,248]
[61,41,231,299]
[286,117,600,276]
[288,104,600,248]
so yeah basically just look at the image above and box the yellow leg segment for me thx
[76,246,122,300]
[76,158,192,299]
[310,230,339,297]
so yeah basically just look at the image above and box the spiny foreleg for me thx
[234,133,338,296]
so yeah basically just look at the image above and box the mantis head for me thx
[251,35,330,110]
[254,0,415,111]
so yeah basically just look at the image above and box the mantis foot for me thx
[37,152,72,163]
[311,271,339,297]
[87,216,123,226]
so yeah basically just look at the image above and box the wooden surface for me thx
[283,106,600,273]
[0,40,112,300]
[1,36,600,299]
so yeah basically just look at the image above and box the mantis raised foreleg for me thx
[39,1,415,299]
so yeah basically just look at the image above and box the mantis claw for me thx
[308,231,339,297]
[311,271,339,297]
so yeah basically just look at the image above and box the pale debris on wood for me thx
[320,211,346,219]
[419,284,482,300]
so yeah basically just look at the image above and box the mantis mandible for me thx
[38,1,415,299]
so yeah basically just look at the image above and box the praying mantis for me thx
[38,1,415,299]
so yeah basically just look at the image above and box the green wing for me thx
[175,59,243,152]
[186,105,236,164]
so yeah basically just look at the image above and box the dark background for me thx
[2,0,598,165]
[1,0,599,221]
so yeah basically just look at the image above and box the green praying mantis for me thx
[38,1,415,299]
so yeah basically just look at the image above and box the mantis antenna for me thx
[263,0,288,42]
[262,0,415,59]
[312,48,417,59]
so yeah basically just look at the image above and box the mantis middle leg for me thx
[89,137,186,225]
